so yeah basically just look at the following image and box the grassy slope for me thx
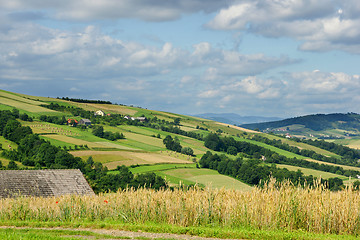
[1,89,358,188]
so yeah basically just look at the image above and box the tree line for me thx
[204,133,360,178]
[251,135,360,167]
[199,151,344,191]
[60,97,112,104]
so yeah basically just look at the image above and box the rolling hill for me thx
[193,112,281,125]
[1,89,360,191]
[241,113,360,140]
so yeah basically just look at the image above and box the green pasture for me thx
[236,137,308,159]
[266,135,341,159]
[128,163,197,174]
[160,168,253,191]
[275,164,348,180]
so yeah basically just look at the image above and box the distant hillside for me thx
[240,113,360,137]
[194,113,281,125]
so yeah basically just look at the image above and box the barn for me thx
[0,169,95,198]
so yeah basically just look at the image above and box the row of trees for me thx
[293,137,360,160]
[251,135,359,167]
[199,151,344,191]
[60,97,112,104]
[203,133,360,178]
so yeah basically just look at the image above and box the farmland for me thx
[1,90,360,189]
[3,90,360,238]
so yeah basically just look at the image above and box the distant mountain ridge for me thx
[240,113,360,132]
[193,113,282,125]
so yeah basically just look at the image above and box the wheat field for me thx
[1,179,360,235]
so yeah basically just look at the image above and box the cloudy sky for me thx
[1,0,360,118]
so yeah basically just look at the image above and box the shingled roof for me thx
[0,169,95,198]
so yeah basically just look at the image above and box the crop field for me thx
[216,122,258,133]
[26,123,80,136]
[0,96,55,113]
[332,138,360,149]
[0,90,46,106]
[276,164,348,180]
[3,181,360,239]
[42,135,108,148]
[268,135,341,158]
[72,151,192,169]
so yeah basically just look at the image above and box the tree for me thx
[7,160,18,170]
[92,125,104,138]
[226,146,238,155]
[181,147,194,156]
[174,118,181,126]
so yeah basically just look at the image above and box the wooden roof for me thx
[0,169,94,198]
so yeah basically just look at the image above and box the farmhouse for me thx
[67,119,78,126]
[0,169,95,198]
[136,117,146,122]
[94,110,105,116]
[124,116,147,122]
[79,119,91,126]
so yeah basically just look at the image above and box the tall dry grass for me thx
[1,179,360,235]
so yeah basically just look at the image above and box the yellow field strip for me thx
[0,91,46,106]
[0,96,55,113]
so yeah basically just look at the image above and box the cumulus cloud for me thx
[207,0,360,54]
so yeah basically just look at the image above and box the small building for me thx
[0,169,95,198]
[136,117,146,122]
[94,110,105,116]
[67,119,78,126]
[79,119,91,126]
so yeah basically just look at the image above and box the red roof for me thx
[67,119,78,123]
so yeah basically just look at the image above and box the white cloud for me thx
[198,89,220,98]
[0,0,231,22]
[207,0,360,54]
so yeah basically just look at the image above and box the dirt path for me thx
[0,226,243,240]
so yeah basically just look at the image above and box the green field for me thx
[276,164,348,180]
[160,168,253,191]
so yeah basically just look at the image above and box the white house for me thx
[94,110,105,116]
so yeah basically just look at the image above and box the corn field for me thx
[1,179,360,235]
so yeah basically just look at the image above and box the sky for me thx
[1,0,360,118]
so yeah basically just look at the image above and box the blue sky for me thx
[1,0,360,118]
